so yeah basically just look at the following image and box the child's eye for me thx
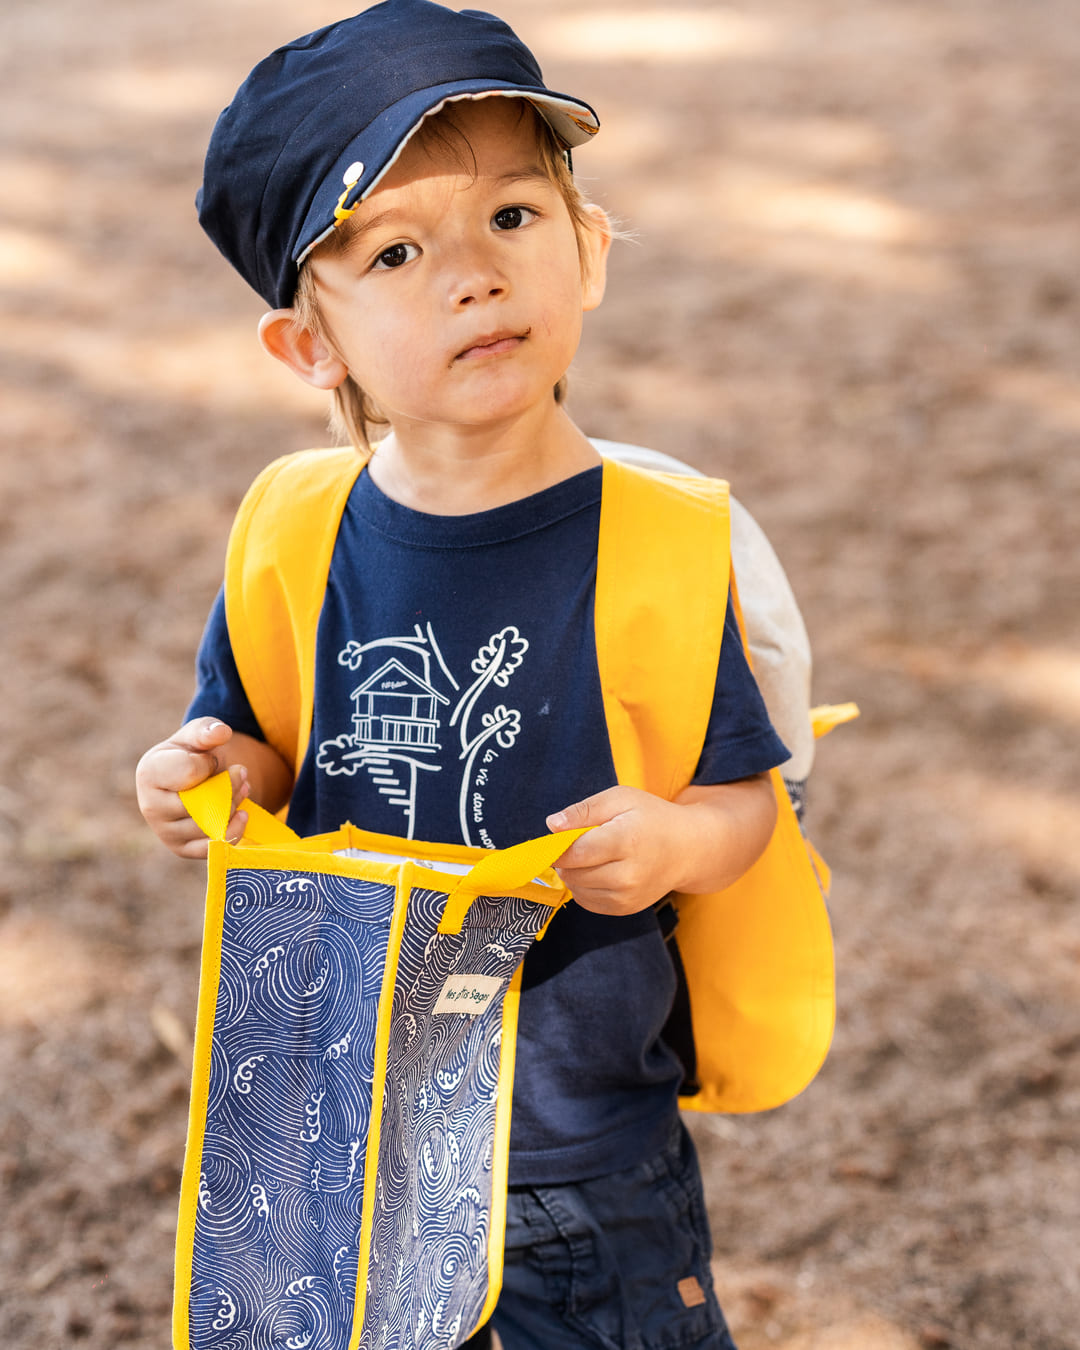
[372,242,420,270]
[492,206,537,232]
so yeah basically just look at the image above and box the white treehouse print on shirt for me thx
[316,622,529,844]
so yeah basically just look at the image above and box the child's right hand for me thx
[136,717,250,859]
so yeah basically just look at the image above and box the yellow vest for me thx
[223,446,848,1113]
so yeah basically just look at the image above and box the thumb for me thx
[184,716,234,750]
[169,718,235,791]
[546,801,585,832]
[546,786,630,833]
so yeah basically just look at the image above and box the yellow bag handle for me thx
[437,828,589,935]
[179,771,302,846]
[181,771,588,932]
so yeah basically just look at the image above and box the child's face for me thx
[300,98,609,434]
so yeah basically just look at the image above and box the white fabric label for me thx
[434,974,504,1016]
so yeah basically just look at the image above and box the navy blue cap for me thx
[196,0,599,308]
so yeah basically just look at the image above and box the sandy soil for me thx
[2,1,1078,1347]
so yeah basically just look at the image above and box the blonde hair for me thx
[292,100,602,452]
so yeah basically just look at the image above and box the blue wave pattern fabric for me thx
[190,866,394,1347]
[187,864,552,1350]
[362,886,544,1348]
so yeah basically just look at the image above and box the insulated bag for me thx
[173,769,584,1350]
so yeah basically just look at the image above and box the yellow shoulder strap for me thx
[224,446,369,775]
[595,456,835,1113]
[595,458,731,799]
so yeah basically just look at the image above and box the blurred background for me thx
[1,1,1078,1346]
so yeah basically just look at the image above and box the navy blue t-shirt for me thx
[188,465,788,1182]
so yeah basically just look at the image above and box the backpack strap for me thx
[595,456,835,1113]
[224,446,369,776]
[595,458,731,798]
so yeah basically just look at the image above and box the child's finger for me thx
[546,785,637,833]
[228,763,250,811]
[556,861,641,914]
[175,716,234,750]
[225,809,248,845]
[158,811,214,858]
[171,718,235,779]
[555,858,615,890]
[138,721,234,796]
[550,823,621,871]
[157,805,246,858]
[175,834,211,861]
[137,750,210,805]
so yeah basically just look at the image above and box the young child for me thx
[137,4,792,1346]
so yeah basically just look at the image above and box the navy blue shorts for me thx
[463,1120,736,1350]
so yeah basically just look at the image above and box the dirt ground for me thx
[2,1,1078,1347]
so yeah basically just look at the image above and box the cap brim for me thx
[294,79,599,268]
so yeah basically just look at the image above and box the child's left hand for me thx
[546,777,776,916]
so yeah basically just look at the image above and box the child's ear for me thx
[257,310,349,390]
[579,204,613,313]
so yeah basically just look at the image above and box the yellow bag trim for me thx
[472,960,523,1335]
[172,839,228,1350]
[219,450,839,1112]
[349,866,412,1349]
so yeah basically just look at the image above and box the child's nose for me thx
[455,281,506,306]
[446,241,508,307]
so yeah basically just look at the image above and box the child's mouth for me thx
[456,329,529,361]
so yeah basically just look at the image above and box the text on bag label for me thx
[434,974,504,1016]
